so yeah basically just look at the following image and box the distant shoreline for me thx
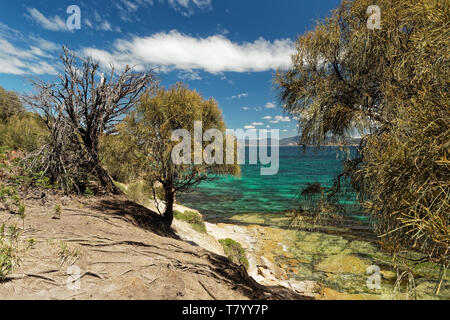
[240,136,361,148]
[242,144,360,147]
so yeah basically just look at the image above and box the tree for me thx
[0,86,47,152]
[120,83,240,226]
[23,47,157,193]
[275,0,449,292]
[0,86,24,124]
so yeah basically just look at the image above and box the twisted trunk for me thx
[163,184,175,226]
[88,148,121,195]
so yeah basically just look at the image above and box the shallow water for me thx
[178,146,361,218]
[177,146,448,299]
[228,212,449,300]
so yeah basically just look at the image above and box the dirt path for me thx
[0,194,308,300]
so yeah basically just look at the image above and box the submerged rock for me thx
[260,256,288,280]
[288,280,323,299]
[315,254,369,274]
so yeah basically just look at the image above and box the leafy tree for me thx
[0,113,48,152]
[0,86,24,124]
[0,86,47,152]
[23,47,156,193]
[100,132,143,184]
[120,83,240,226]
[275,0,449,293]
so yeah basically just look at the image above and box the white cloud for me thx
[30,37,59,52]
[82,30,294,74]
[242,107,250,111]
[0,22,24,40]
[252,122,264,126]
[84,18,93,29]
[114,0,211,20]
[121,0,140,12]
[80,10,121,32]
[262,116,272,120]
[178,70,202,80]
[26,8,68,32]
[0,23,59,76]
[167,0,212,16]
[0,38,58,75]
[244,125,256,129]
[265,102,276,109]
[99,21,113,31]
[269,115,291,123]
[230,93,248,99]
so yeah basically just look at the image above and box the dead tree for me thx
[23,46,157,194]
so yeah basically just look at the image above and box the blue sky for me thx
[0,0,341,138]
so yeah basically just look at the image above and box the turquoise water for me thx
[178,146,361,217]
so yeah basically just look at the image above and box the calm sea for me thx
[177,146,362,219]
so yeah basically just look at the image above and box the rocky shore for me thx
[170,206,449,300]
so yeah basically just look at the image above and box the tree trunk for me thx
[96,165,122,194]
[163,186,175,226]
[88,149,121,195]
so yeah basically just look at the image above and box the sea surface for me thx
[178,146,450,299]
[178,146,361,219]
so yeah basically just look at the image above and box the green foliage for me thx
[84,187,94,197]
[100,133,142,184]
[0,224,21,281]
[12,171,54,190]
[118,83,240,225]
[26,238,36,249]
[0,86,24,124]
[17,204,25,215]
[289,182,344,231]
[276,0,449,279]
[58,241,80,265]
[0,146,55,191]
[174,210,207,233]
[53,203,61,219]
[0,85,47,152]
[219,238,249,269]
[0,113,48,152]
[120,180,156,206]
[0,183,25,215]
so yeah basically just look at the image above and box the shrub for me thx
[174,210,207,233]
[0,183,25,215]
[58,241,80,265]
[125,181,154,206]
[0,86,24,124]
[219,238,249,269]
[53,203,61,219]
[0,224,21,281]
[84,187,94,197]
[0,113,48,152]
[100,132,142,184]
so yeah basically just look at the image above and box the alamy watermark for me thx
[171,121,280,176]
[66,265,81,290]
[367,5,381,30]
[66,5,81,30]
[366,265,381,290]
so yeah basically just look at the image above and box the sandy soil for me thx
[0,193,308,300]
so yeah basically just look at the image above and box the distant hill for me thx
[279,136,361,146]
[238,136,361,147]
[279,136,361,147]
[279,136,299,146]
